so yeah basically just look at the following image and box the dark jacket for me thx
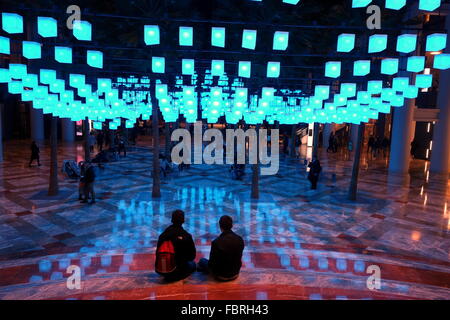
[157,224,196,268]
[308,160,322,178]
[208,230,245,279]
[31,143,40,158]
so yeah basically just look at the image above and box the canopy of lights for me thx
[0,0,449,129]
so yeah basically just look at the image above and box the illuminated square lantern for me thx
[87,50,103,68]
[155,84,168,99]
[381,58,399,75]
[262,87,275,100]
[242,29,257,50]
[8,81,23,94]
[0,68,10,83]
[415,74,433,88]
[40,69,56,84]
[182,59,195,75]
[211,60,224,76]
[273,31,289,51]
[282,0,300,4]
[392,77,409,91]
[37,17,57,38]
[55,46,72,63]
[0,36,10,54]
[334,94,347,107]
[434,54,450,70]
[179,26,193,46]
[391,95,404,107]
[9,64,27,79]
[22,41,41,59]
[73,20,92,41]
[341,83,356,97]
[235,88,248,100]
[352,0,372,8]
[426,33,447,52]
[419,0,441,11]
[325,61,341,78]
[152,57,165,73]
[69,74,85,88]
[144,25,160,45]
[407,56,425,72]
[353,60,371,76]
[267,62,280,78]
[238,61,251,78]
[315,85,330,100]
[396,34,417,53]
[2,13,23,34]
[97,78,112,93]
[357,91,371,105]
[368,34,388,53]
[211,27,225,48]
[337,33,355,53]
[404,85,419,99]
[109,122,118,130]
[385,0,406,10]
[50,79,65,93]
[23,74,38,88]
[93,122,102,130]
[381,88,395,101]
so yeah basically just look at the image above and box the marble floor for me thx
[0,137,449,300]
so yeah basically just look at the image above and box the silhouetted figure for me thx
[81,163,96,204]
[411,139,418,159]
[115,134,127,157]
[155,210,196,281]
[307,156,322,190]
[29,141,41,167]
[97,131,104,152]
[197,215,245,281]
[381,137,390,157]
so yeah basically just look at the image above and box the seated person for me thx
[197,215,245,281]
[155,210,196,281]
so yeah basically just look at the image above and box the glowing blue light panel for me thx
[419,0,441,11]
[426,33,447,52]
[73,20,92,41]
[367,80,383,94]
[283,0,300,4]
[70,74,85,88]
[9,64,27,79]
[396,34,417,53]
[55,46,72,63]
[87,50,103,68]
[392,77,409,91]
[341,83,357,97]
[40,69,56,84]
[352,0,372,8]
[415,74,432,88]
[211,27,225,48]
[22,41,41,59]
[407,56,425,72]
[2,13,23,34]
[182,59,195,75]
[238,61,251,78]
[179,26,193,46]
[156,84,168,98]
[0,36,10,54]
[381,58,399,75]
[385,0,406,10]
[404,85,418,99]
[315,85,330,100]
[368,34,388,53]
[273,31,289,51]
[0,69,11,83]
[242,29,257,50]
[337,33,355,53]
[144,25,160,45]
[325,61,341,78]
[211,60,224,76]
[267,62,280,78]
[37,17,57,37]
[434,54,450,70]
[354,60,371,76]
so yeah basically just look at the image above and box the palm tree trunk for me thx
[84,117,90,162]
[151,89,161,198]
[48,116,59,196]
[348,123,365,201]
[251,124,260,199]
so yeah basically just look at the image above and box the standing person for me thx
[327,133,335,153]
[381,137,390,158]
[29,141,41,167]
[368,136,375,156]
[97,131,104,152]
[155,210,196,281]
[410,139,418,159]
[81,162,96,204]
[332,134,339,153]
[115,134,127,157]
[197,215,245,281]
[78,161,86,201]
[307,155,322,190]
[89,132,96,153]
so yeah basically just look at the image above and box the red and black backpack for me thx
[155,240,176,274]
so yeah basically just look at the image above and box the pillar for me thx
[0,103,3,162]
[30,107,44,142]
[61,118,75,143]
[430,15,450,175]
[350,124,359,147]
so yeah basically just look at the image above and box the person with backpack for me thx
[29,141,41,167]
[307,155,322,190]
[81,163,96,204]
[155,210,196,281]
[197,215,245,281]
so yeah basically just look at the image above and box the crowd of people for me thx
[155,210,245,282]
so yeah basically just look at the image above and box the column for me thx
[0,103,3,162]
[430,15,450,175]
[350,124,359,147]
[30,107,44,142]
[61,118,75,143]
[323,123,335,149]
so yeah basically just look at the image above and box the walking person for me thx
[97,131,104,152]
[155,210,196,281]
[81,162,96,204]
[307,155,322,190]
[29,141,41,167]
[197,215,245,281]
[115,134,127,157]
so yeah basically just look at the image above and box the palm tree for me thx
[348,123,365,201]
[48,115,59,196]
